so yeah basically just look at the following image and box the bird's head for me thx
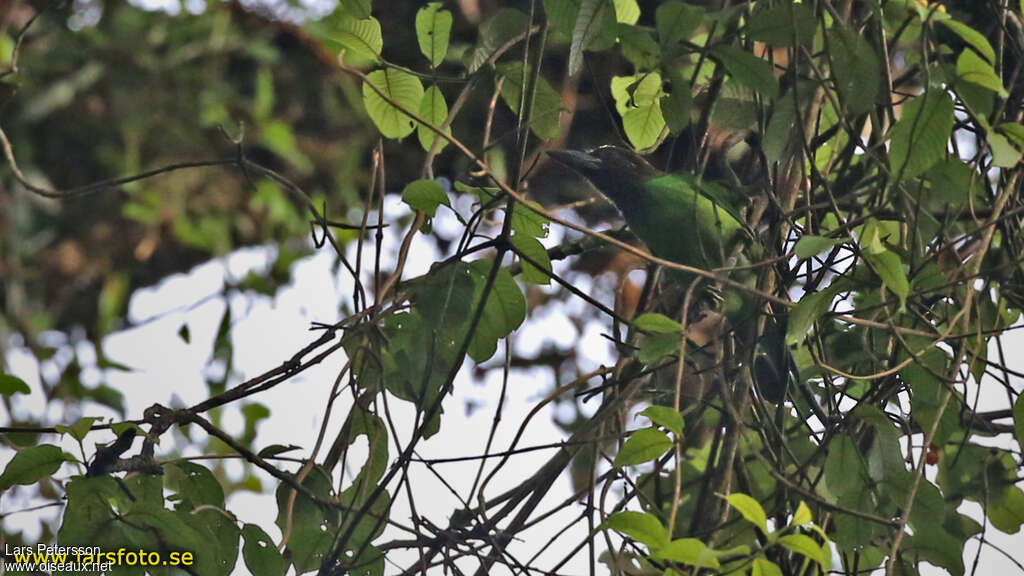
[548,146,660,209]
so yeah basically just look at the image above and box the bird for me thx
[548,145,792,402]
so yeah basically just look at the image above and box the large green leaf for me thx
[330,15,383,61]
[622,101,665,150]
[710,45,778,98]
[746,2,815,46]
[939,19,995,63]
[828,27,879,115]
[957,49,1008,97]
[0,445,66,490]
[468,8,531,72]
[511,234,552,285]
[656,0,703,46]
[495,61,564,140]
[467,260,527,362]
[888,90,954,180]
[418,84,450,152]
[402,179,451,217]
[569,0,617,75]
[612,0,639,25]
[241,524,287,576]
[341,0,372,19]
[415,3,452,68]
[618,24,660,70]
[613,427,673,466]
[362,69,424,139]
[607,511,669,549]
[544,0,579,38]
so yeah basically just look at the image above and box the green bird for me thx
[548,145,791,402]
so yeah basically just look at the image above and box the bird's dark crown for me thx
[548,146,660,209]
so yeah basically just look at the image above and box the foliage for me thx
[2,0,1024,575]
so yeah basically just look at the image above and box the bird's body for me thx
[549,146,790,402]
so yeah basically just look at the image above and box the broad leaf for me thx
[569,0,616,75]
[711,46,779,98]
[828,28,880,115]
[402,179,450,217]
[888,90,954,180]
[607,511,669,549]
[362,69,424,139]
[331,15,383,61]
[614,427,673,466]
[416,3,452,68]
[418,84,450,152]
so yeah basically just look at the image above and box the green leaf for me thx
[792,501,813,526]
[638,333,681,363]
[987,130,1022,167]
[495,62,564,140]
[416,3,452,68]
[340,0,371,19]
[724,493,767,531]
[55,417,100,442]
[652,538,720,569]
[0,373,30,396]
[330,15,383,61]
[618,24,660,70]
[362,69,424,139]
[863,248,910,306]
[610,72,663,114]
[275,468,337,572]
[710,45,779,98]
[0,445,65,490]
[987,485,1024,534]
[607,511,669,549]
[825,435,870,497]
[661,76,692,134]
[888,90,954,180]
[998,122,1024,150]
[467,261,527,362]
[746,2,815,46]
[634,313,683,333]
[258,444,301,458]
[939,19,995,64]
[623,102,665,150]
[613,0,639,24]
[752,558,784,576]
[638,405,684,436]
[795,235,843,259]
[957,49,1008,97]
[418,85,450,152]
[402,179,450,217]
[778,534,826,565]
[569,0,617,75]
[656,0,703,46]
[925,159,982,209]
[166,461,225,508]
[828,27,880,115]
[786,287,835,345]
[614,427,673,466]
[508,198,550,238]
[511,234,552,285]
[544,0,579,38]
[242,524,287,576]
[468,9,531,72]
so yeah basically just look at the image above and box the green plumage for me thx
[549,146,790,402]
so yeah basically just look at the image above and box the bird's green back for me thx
[625,174,748,276]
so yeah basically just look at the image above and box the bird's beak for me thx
[547,149,602,173]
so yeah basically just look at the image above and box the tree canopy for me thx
[2,0,1024,574]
